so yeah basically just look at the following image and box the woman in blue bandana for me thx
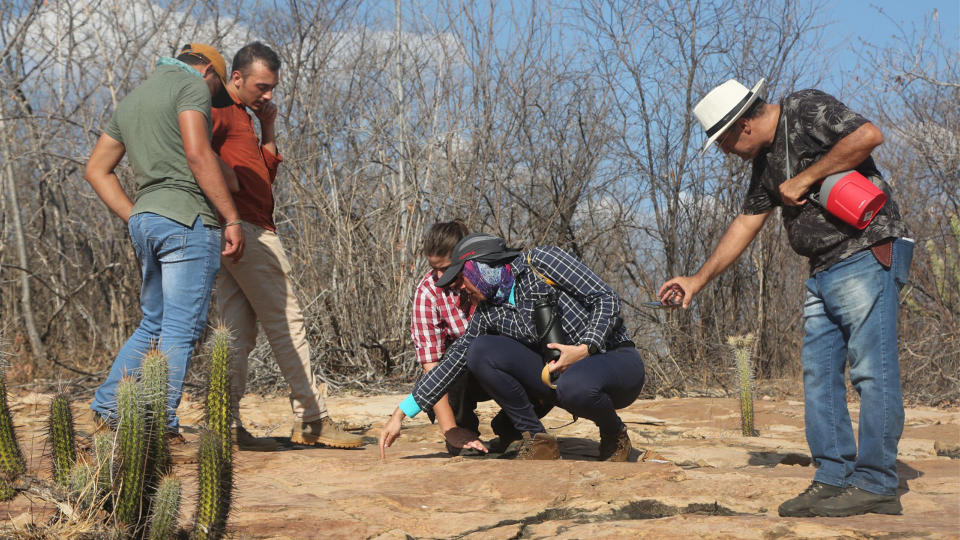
[380,233,646,461]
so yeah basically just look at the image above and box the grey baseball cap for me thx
[435,233,523,287]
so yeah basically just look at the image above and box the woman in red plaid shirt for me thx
[411,221,519,455]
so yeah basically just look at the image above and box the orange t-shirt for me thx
[211,98,281,231]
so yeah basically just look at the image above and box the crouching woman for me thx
[379,233,645,461]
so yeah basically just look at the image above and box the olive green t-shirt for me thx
[104,59,218,227]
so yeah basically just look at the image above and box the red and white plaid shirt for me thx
[411,270,473,366]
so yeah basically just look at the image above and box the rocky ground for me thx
[1,390,958,539]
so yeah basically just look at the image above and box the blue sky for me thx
[823,0,957,92]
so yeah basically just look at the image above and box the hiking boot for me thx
[232,426,278,452]
[488,411,522,455]
[166,432,197,465]
[487,434,522,454]
[778,481,843,517]
[290,417,363,449]
[809,486,902,517]
[599,427,632,462]
[515,431,560,461]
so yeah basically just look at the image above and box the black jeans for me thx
[466,335,645,435]
[426,369,520,440]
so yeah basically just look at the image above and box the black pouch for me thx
[532,291,569,361]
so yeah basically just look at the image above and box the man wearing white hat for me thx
[658,79,913,518]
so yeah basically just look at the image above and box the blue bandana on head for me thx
[462,260,514,304]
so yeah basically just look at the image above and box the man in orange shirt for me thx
[212,42,361,450]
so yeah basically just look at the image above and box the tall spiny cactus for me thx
[49,393,77,486]
[201,326,233,533]
[68,462,96,510]
[147,474,181,540]
[206,327,232,457]
[140,350,171,483]
[114,377,147,529]
[727,333,759,437]
[193,430,226,540]
[94,431,114,497]
[0,362,26,501]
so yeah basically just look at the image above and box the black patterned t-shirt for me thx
[742,89,910,275]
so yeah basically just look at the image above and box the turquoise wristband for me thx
[398,394,422,418]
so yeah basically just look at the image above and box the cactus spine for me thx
[49,393,77,486]
[140,350,171,482]
[0,363,26,501]
[94,431,114,497]
[194,430,227,540]
[206,327,232,459]
[147,475,181,540]
[193,326,234,539]
[68,462,96,509]
[114,377,147,528]
[727,333,759,437]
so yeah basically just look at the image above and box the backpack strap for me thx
[525,252,557,287]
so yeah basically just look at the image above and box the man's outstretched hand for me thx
[657,279,699,309]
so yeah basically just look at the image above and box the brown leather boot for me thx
[232,426,278,452]
[516,431,561,460]
[290,417,363,449]
[598,427,632,462]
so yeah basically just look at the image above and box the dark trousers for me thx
[466,335,645,435]
[426,369,520,439]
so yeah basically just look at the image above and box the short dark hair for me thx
[422,220,470,257]
[232,41,281,75]
[742,97,767,120]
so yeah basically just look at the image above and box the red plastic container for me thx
[811,171,886,229]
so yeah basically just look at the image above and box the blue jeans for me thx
[466,335,645,435]
[91,213,221,431]
[801,238,913,496]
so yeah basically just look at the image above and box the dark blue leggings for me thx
[466,335,645,436]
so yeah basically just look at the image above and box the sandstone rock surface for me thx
[2,391,958,538]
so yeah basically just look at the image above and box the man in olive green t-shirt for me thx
[85,43,243,436]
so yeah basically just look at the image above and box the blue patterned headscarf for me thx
[462,260,514,304]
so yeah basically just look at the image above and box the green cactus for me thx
[147,474,181,540]
[206,327,232,456]
[193,430,227,540]
[94,431,114,496]
[49,393,77,486]
[0,363,26,501]
[727,333,759,437]
[114,377,147,528]
[204,326,233,530]
[68,462,95,509]
[140,350,171,483]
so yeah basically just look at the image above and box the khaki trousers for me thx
[216,222,326,426]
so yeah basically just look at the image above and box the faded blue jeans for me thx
[801,238,913,496]
[91,213,221,431]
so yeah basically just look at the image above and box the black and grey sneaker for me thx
[810,486,902,517]
[778,481,843,517]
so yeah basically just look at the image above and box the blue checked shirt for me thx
[411,246,631,411]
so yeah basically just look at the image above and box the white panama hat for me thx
[693,78,766,155]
